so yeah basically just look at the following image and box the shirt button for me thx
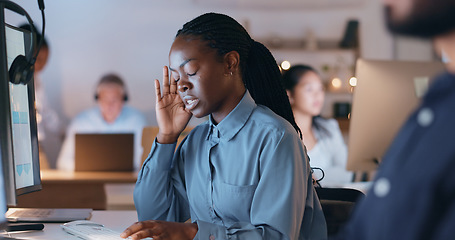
[209,235,215,240]
[417,108,434,127]
[374,177,390,198]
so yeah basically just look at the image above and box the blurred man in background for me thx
[57,74,146,171]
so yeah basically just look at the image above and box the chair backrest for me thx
[315,187,365,237]
[315,187,364,202]
[140,126,194,167]
[141,126,160,165]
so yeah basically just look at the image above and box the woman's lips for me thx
[184,98,199,111]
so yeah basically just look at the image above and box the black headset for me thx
[1,0,45,85]
[94,76,129,102]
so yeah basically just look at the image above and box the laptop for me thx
[75,133,134,172]
[5,208,92,223]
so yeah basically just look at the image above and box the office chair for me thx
[315,187,365,237]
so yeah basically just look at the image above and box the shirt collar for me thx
[207,91,256,141]
[425,71,455,100]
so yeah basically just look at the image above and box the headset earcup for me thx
[9,55,34,85]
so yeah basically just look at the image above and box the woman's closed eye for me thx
[172,74,180,82]
[187,72,197,77]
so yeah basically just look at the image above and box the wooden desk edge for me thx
[40,170,138,183]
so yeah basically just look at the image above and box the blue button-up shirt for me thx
[134,91,327,239]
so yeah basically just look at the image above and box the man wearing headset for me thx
[57,74,146,171]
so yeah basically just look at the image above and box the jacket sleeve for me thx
[134,139,190,222]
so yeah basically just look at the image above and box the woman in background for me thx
[19,24,59,169]
[282,65,352,186]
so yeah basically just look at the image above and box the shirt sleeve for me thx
[195,220,273,239]
[193,131,321,240]
[324,119,352,184]
[134,139,191,222]
[56,120,77,171]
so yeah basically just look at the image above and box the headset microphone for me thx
[37,0,44,11]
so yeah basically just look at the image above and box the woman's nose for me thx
[177,79,190,93]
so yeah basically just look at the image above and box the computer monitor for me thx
[0,146,8,229]
[347,59,445,174]
[0,20,41,205]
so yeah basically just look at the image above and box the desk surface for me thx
[4,210,138,239]
[40,170,138,183]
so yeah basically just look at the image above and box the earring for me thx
[230,72,233,76]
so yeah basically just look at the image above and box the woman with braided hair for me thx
[122,13,327,240]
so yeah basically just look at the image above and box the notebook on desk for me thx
[75,133,134,172]
[5,208,92,223]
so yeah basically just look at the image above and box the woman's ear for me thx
[286,90,294,105]
[224,51,240,75]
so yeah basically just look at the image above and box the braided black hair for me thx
[176,12,302,138]
[282,64,331,139]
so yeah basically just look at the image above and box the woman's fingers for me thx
[169,71,177,94]
[121,221,155,239]
[162,66,170,94]
[130,229,158,240]
[121,221,145,238]
[122,221,196,240]
[155,79,161,103]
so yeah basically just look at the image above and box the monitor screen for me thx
[9,79,40,192]
[347,59,445,176]
[0,22,41,206]
[0,147,7,228]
